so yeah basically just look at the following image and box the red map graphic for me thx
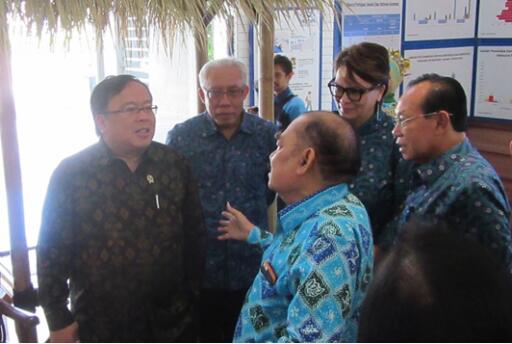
[497,0,512,22]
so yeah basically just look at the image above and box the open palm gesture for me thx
[217,202,254,241]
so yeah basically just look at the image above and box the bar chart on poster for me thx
[474,47,512,120]
[404,0,477,40]
[341,0,402,50]
[404,47,474,111]
[478,0,512,38]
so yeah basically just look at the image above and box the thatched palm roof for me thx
[0,0,340,47]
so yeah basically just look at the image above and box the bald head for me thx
[299,111,360,184]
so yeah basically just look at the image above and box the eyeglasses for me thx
[205,87,245,101]
[396,111,451,128]
[105,105,158,116]
[327,78,382,102]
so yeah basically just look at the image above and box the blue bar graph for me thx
[344,14,401,37]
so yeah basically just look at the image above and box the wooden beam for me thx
[0,12,38,343]
[195,29,208,114]
[194,2,218,114]
[258,11,274,122]
[257,9,277,232]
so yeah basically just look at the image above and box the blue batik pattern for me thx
[234,184,374,342]
[167,112,277,290]
[349,111,414,239]
[389,138,512,272]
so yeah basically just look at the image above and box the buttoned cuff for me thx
[247,226,261,244]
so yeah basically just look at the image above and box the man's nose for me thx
[136,109,154,121]
[392,122,401,137]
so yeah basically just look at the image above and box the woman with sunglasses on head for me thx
[328,42,413,246]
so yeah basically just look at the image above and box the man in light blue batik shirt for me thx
[218,112,374,342]
[383,73,512,272]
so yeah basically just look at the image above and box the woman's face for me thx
[333,65,385,128]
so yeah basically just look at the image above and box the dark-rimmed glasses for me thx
[105,105,158,116]
[327,78,382,102]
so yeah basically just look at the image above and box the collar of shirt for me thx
[200,111,255,137]
[96,139,160,167]
[274,87,293,105]
[357,110,391,136]
[413,137,471,186]
[278,183,349,234]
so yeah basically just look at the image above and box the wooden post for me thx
[194,1,217,115]
[257,11,274,122]
[195,29,208,114]
[257,9,277,232]
[0,11,38,344]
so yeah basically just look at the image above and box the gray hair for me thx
[198,57,248,89]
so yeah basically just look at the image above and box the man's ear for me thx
[435,110,452,132]
[199,88,207,104]
[297,147,316,175]
[242,85,250,100]
[95,114,106,134]
[286,72,294,83]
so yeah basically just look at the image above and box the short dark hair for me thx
[90,75,151,135]
[358,219,512,342]
[303,112,360,184]
[274,54,293,75]
[407,73,467,132]
[334,42,389,89]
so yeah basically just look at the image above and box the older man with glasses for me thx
[37,75,206,342]
[381,73,512,272]
[166,57,277,342]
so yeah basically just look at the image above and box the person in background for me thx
[384,73,512,271]
[166,58,276,342]
[358,219,512,342]
[37,75,206,342]
[273,54,308,130]
[328,42,413,243]
[219,112,373,342]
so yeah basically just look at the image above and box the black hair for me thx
[303,112,360,184]
[90,75,151,135]
[335,42,389,89]
[358,219,512,342]
[407,73,468,132]
[274,54,293,75]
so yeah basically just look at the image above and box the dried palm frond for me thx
[0,0,346,48]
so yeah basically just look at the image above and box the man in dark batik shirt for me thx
[37,75,206,342]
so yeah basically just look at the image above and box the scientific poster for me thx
[341,0,402,50]
[404,47,474,111]
[478,0,512,38]
[404,0,477,41]
[474,47,512,120]
[254,10,321,110]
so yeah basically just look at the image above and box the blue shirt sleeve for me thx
[449,181,512,272]
[247,226,274,250]
[283,97,308,122]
